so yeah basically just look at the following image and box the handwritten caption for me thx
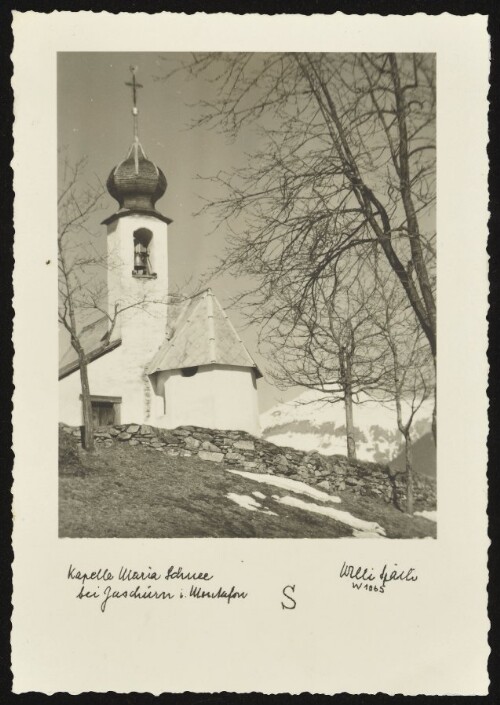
[339,562,418,593]
[67,562,418,612]
[67,565,248,613]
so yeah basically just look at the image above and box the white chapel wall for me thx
[60,358,260,435]
[155,364,260,436]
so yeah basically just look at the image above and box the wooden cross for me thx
[125,66,143,109]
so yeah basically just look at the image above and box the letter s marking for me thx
[281,584,297,610]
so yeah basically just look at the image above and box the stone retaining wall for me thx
[61,423,436,511]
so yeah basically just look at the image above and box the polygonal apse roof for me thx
[147,289,262,378]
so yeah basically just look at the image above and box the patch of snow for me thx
[252,491,266,499]
[226,492,277,516]
[414,510,437,522]
[227,493,261,512]
[352,529,386,538]
[276,495,386,536]
[227,469,341,503]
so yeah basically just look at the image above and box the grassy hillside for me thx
[59,431,436,539]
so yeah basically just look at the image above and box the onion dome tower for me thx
[106,143,167,213]
[103,66,171,226]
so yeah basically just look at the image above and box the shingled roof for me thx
[58,316,121,380]
[146,289,262,378]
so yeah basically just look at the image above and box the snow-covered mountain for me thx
[260,390,434,472]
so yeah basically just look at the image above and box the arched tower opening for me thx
[133,227,155,277]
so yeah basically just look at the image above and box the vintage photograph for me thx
[58,52,437,539]
[13,12,489,695]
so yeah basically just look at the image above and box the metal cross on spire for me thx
[125,66,144,173]
[126,65,143,143]
[126,65,143,109]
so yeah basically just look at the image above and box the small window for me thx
[80,395,122,426]
[181,366,199,377]
[92,401,115,427]
[133,228,155,277]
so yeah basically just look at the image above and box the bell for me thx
[133,242,148,273]
[134,252,146,270]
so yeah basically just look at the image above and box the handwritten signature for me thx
[339,561,418,593]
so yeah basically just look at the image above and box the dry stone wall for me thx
[62,422,436,511]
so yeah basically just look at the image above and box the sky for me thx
[58,51,301,413]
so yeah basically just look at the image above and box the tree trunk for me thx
[298,55,436,361]
[388,53,436,348]
[339,345,357,461]
[344,388,357,461]
[78,356,95,452]
[404,432,414,515]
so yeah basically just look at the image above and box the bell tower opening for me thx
[133,227,156,278]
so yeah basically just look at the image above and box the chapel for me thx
[58,70,262,436]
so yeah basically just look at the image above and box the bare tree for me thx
[267,258,387,460]
[160,52,436,359]
[58,157,106,452]
[368,271,434,514]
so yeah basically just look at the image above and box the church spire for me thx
[125,66,144,173]
[105,67,168,220]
